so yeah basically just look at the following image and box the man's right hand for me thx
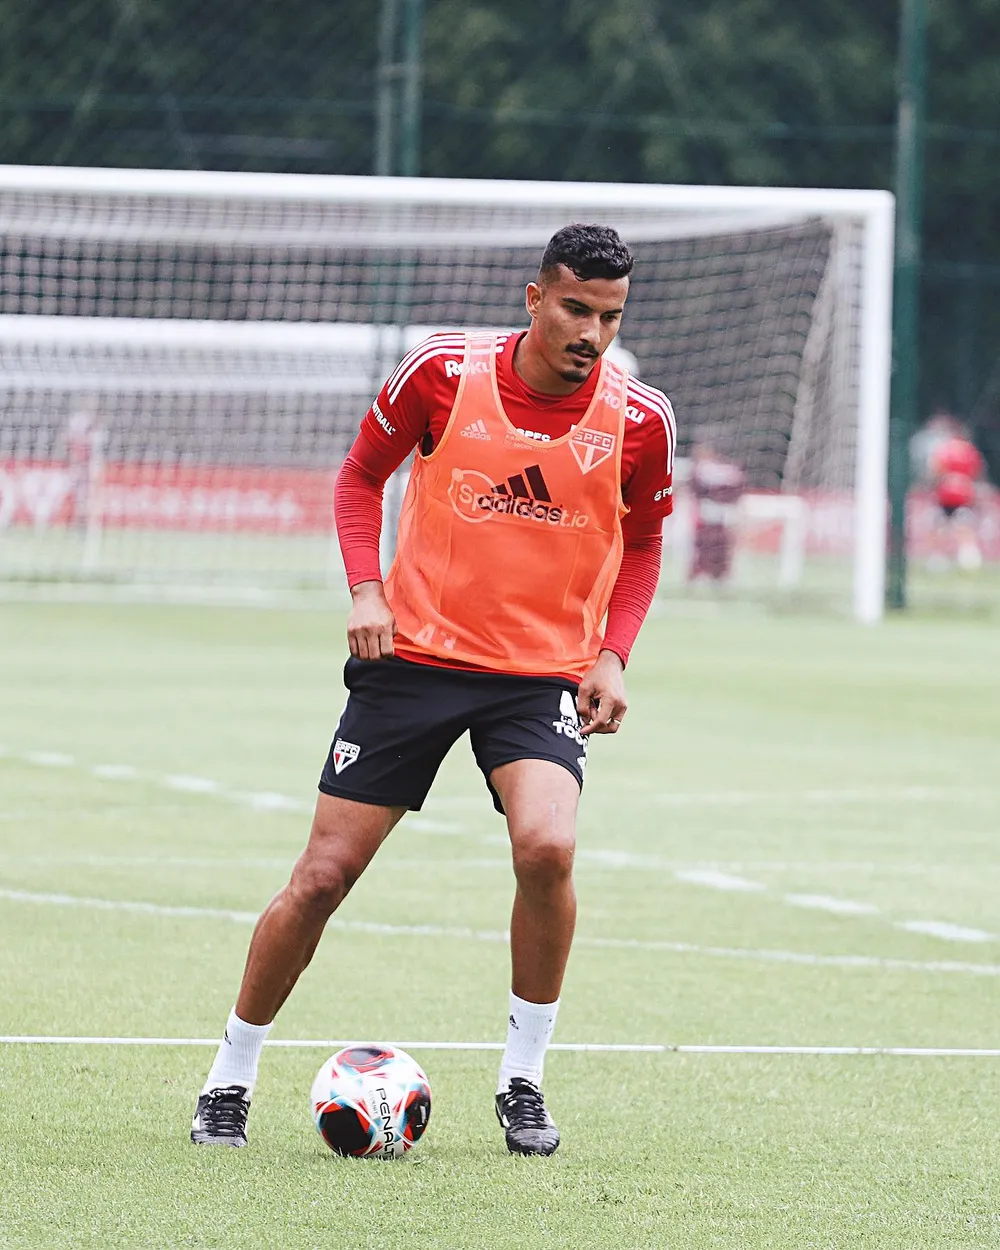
[347,581,397,660]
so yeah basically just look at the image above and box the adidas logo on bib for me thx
[460,419,491,440]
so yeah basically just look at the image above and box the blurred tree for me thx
[422,0,898,187]
[0,0,379,172]
[0,0,997,466]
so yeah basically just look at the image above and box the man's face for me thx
[525,264,629,385]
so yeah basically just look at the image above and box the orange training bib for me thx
[384,333,628,680]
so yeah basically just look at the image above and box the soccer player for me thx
[191,225,676,1156]
[63,399,105,529]
[686,441,745,583]
[928,422,985,570]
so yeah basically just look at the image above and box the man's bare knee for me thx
[512,835,576,891]
[286,851,358,916]
[287,797,402,917]
[289,824,368,916]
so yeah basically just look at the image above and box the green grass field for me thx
[2,601,999,1248]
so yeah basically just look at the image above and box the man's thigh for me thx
[489,757,581,849]
[469,678,586,815]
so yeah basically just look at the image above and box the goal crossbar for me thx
[0,167,894,619]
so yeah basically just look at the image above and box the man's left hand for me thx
[577,649,628,736]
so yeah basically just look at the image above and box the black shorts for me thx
[318,656,587,814]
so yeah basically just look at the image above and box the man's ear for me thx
[525,280,542,318]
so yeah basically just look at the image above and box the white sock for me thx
[201,1008,272,1097]
[496,992,560,1094]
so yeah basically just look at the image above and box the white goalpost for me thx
[0,164,894,619]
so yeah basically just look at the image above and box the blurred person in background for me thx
[910,407,959,486]
[927,419,985,570]
[63,397,105,529]
[687,440,745,583]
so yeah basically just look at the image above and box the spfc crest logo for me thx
[570,428,616,475]
[332,738,360,774]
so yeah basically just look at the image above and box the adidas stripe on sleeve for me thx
[620,378,677,522]
[359,332,469,455]
[356,331,676,528]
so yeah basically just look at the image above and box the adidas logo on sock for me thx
[460,418,491,440]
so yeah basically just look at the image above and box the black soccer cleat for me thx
[495,1078,560,1156]
[190,1085,251,1147]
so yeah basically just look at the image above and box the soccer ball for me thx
[310,1044,432,1159]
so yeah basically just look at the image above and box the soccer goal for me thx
[0,165,893,618]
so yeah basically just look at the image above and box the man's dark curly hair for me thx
[538,224,634,282]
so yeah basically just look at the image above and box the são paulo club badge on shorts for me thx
[332,738,360,774]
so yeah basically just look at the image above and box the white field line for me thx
[4,886,1000,977]
[12,746,315,817]
[5,750,990,810]
[0,852,993,879]
[2,1035,1000,1058]
[575,850,1000,880]
[406,817,467,835]
[652,787,997,806]
[665,868,997,945]
[0,854,514,871]
[23,751,76,767]
[5,746,995,869]
[0,850,992,878]
[673,861,998,875]
[896,920,994,944]
[427,788,999,808]
[163,775,222,794]
[0,888,261,924]
[673,869,766,893]
[0,855,296,870]
[672,870,997,945]
[785,894,881,916]
[5,745,458,832]
[5,747,995,944]
[12,743,999,874]
[2,852,992,943]
[91,764,141,781]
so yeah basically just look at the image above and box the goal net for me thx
[0,166,893,618]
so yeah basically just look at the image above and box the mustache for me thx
[566,343,598,358]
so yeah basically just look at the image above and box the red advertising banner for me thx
[2,459,998,560]
[0,460,338,533]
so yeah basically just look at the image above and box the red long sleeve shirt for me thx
[336,331,673,671]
